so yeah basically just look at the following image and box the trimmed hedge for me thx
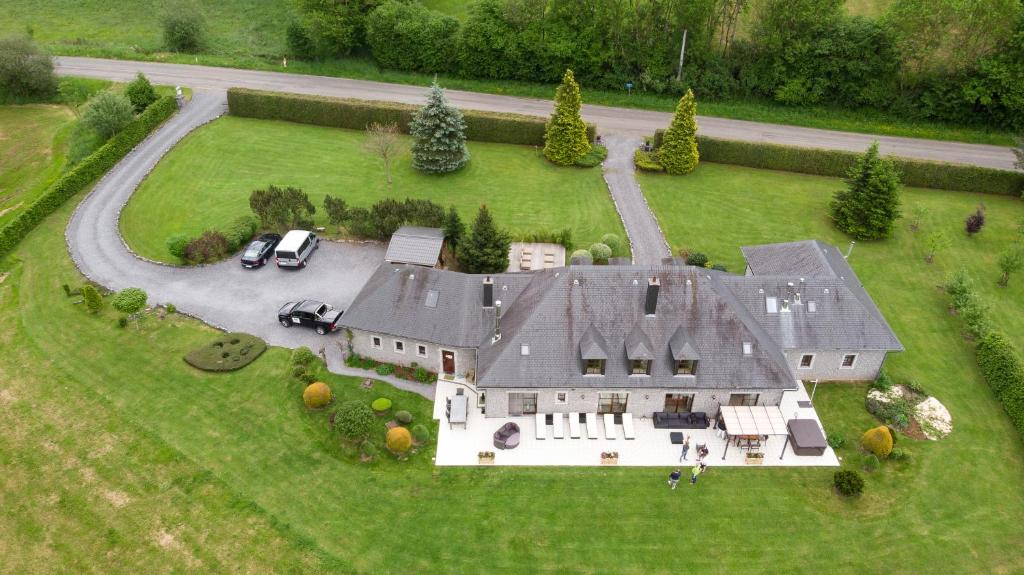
[976,332,1024,437]
[227,88,596,147]
[184,332,267,372]
[0,95,178,261]
[649,129,1024,197]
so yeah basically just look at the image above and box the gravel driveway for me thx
[601,135,672,265]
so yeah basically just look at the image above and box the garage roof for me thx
[384,226,444,267]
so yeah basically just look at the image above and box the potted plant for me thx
[600,451,619,464]
[478,451,495,464]
[744,452,765,465]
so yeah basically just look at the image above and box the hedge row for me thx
[976,332,1024,440]
[0,96,178,261]
[650,129,1024,197]
[226,88,595,146]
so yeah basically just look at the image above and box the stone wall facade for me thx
[348,329,476,378]
[784,349,887,382]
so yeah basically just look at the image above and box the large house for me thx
[338,240,902,419]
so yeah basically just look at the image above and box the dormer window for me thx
[630,359,651,375]
[584,359,606,375]
[676,359,697,375]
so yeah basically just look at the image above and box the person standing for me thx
[679,435,691,462]
[690,464,702,485]
[668,469,682,490]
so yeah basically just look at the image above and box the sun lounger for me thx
[552,413,565,438]
[622,413,636,440]
[568,412,581,438]
[603,413,617,440]
[586,413,599,439]
[535,412,547,440]
[543,251,556,269]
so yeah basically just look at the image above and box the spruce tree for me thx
[830,142,902,240]
[442,206,464,249]
[409,80,469,173]
[543,69,591,166]
[457,205,511,274]
[659,89,699,175]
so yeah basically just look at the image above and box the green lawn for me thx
[120,116,624,262]
[0,104,74,225]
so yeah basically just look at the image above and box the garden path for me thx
[600,135,672,264]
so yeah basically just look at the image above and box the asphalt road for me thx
[56,56,1019,170]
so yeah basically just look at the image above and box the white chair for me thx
[622,413,636,440]
[552,413,565,439]
[586,413,599,439]
[568,412,581,438]
[603,413,617,440]
[535,412,547,440]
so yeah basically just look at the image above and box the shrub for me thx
[861,425,894,458]
[976,331,1024,437]
[411,423,430,443]
[183,230,230,264]
[376,363,395,376]
[111,287,147,315]
[297,370,317,385]
[303,382,332,409]
[826,432,846,450]
[366,1,459,73]
[166,234,191,259]
[0,96,177,261]
[965,206,986,236]
[117,316,128,328]
[0,36,57,101]
[335,401,376,439]
[386,426,412,453]
[371,398,393,412]
[569,249,593,264]
[414,366,434,383]
[81,92,135,140]
[248,185,315,231]
[223,215,259,251]
[833,470,864,496]
[184,333,267,372]
[124,73,158,113]
[862,454,880,472]
[575,145,607,168]
[589,243,612,262]
[944,268,975,311]
[889,447,911,462]
[686,252,709,267]
[360,439,378,458]
[291,346,317,367]
[166,303,176,314]
[395,410,413,424]
[80,284,103,314]
[162,1,206,52]
[291,364,310,380]
[633,149,664,172]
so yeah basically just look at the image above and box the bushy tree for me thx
[294,0,376,58]
[323,195,349,226]
[589,242,612,262]
[112,287,147,315]
[998,245,1024,287]
[543,69,590,166]
[409,81,469,173]
[249,185,316,230]
[600,234,622,255]
[161,1,206,53]
[0,36,56,101]
[364,121,404,184]
[366,1,460,73]
[124,73,157,113]
[458,205,511,274]
[830,143,902,240]
[184,230,230,263]
[334,400,375,439]
[443,207,465,249]
[659,90,699,175]
[81,284,103,314]
[81,92,134,139]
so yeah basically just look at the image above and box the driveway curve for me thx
[65,91,432,398]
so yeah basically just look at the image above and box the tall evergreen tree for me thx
[409,80,469,173]
[830,142,902,240]
[543,69,591,166]
[442,206,465,249]
[659,89,699,175]
[457,205,511,274]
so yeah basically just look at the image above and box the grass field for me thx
[120,116,624,262]
[0,105,74,225]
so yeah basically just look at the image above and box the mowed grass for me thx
[0,104,74,225]
[121,116,624,262]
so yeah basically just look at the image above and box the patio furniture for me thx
[448,394,469,430]
[520,248,534,271]
[718,405,789,461]
[603,413,618,439]
[535,412,547,440]
[735,434,762,450]
[653,411,709,429]
[493,422,521,450]
[568,412,581,438]
[622,413,636,440]
[669,432,684,444]
[786,419,827,456]
[543,251,556,269]
[552,413,565,439]
[585,413,599,439]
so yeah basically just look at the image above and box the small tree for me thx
[334,400,375,440]
[323,195,349,226]
[166,234,190,259]
[81,284,103,314]
[543,69,591,166]
[965,205,986,236]
[589,242,612,262]
[81,92,134,139]
[184,231,230,263]
[409,81,469,174]
[830,142,902,240]
[162,1,206,52]
[659,89,700,175]
[909,205,928,232]
[0,36,57,101]
[458,205,511,274]
[249,185,316,230]
[924,230,951,263]
[998,245,1024,287]
[124,73,158,113]
[364,121,404,185]
[442,207,465,249]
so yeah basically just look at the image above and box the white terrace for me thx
[432,380,839,467]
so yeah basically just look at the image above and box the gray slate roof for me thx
[384,226,444,266]
[741,240,838,278]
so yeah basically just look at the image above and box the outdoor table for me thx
[670,432,684,444]
[448,395,468,429]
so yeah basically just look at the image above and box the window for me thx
[508,392,538,416]
[598,393,628,414]
[799,354,814,368]
[521,344,530,356]
[584,359,606,375]
[841,354,857,369]
[766,297,778,313]
[630,359,651,375]
[394,340,405,354]
[555,392,567,404]
[664,393,694,413]
[676,359,697,376]
[416,344,427,358]
[742,342,753,355]
[729,393,759,407]
[371,336,382,349]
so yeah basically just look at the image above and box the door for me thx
[441,350,455,374]
[664,393,694,413]
[508,393,538,416]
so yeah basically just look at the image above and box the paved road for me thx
[56,56,1019,170]
[65,90,434,399]
[601,135,671,264]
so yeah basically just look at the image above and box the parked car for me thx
[278,300,343,335]
[240,233,282,268]
[275,230,318,269]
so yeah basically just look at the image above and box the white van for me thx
[275,230,318,269]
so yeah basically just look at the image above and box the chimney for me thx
[644,276,660,316]
[482,276,494,308]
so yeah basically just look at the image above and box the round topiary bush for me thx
[386,426,412,453]
[371,398,393,413]
[291,346,317,367]
[335,400,375,439]
[412,424,430,443]
[303,381,332,409]
[600,234,622,255]
[686,252,709,267]
[834,470,864,496]
[395,410,413,424]
[589,242,612,261]
[569,249,593,264]
[111,287,147,315]
[861,425,894,458]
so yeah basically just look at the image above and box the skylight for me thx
[424,290,438,308]
[766,297,778,313]
[808,301,817,313]
[521,344,530,356]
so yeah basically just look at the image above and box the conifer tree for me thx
[442,206,464,249]
[543,69,590,166]
[659,89,699,175]
[409,80,469,173]
[830,142,902,240]
[457,205,511,274]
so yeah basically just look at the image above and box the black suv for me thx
[278,300,343,335]
[240,233,282,268]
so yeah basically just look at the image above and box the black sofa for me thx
[653,412,710,429]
